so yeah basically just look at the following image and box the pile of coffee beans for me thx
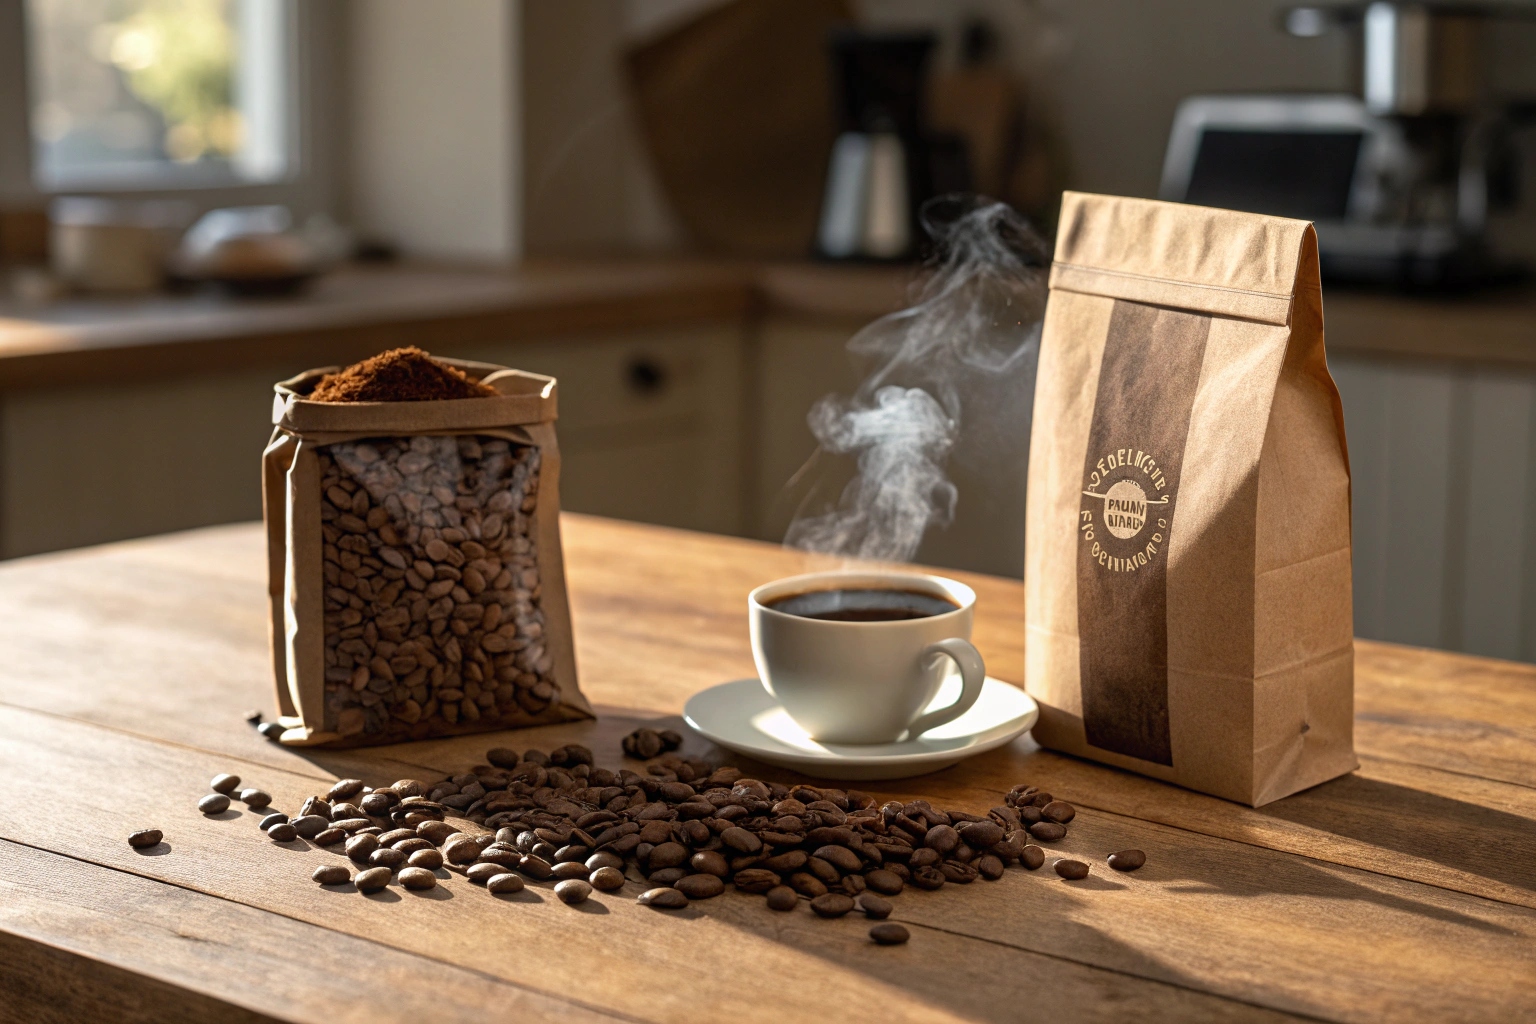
[317,436,564,741]
[194,729,1144,949]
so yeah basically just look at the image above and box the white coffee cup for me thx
[749,571,986,744]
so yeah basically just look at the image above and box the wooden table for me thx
[0,516,1532,1023]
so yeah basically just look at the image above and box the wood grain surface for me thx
[0,515,1532,1023]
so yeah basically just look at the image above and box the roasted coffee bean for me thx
[378,828,416,847]
[399,867,437,890]
[409,848,444,870]
[923,824,959,855]
[908,847,940,869]
[977,854,1005,880]
[291,815,329,839]
[518,855,554,880]
[298,797,332,821]
[590,866,626,891]
[957,820,1004,849]
[486,747,520,768]
[789,873,828,899]
[733,868,779,894]
[721,827,762,854]
[586,850,625,872]
[910,865,945,890]
[334,818,370,833]
[345,834,379,862]
[443,836,481,864]
[238,789,272,809]
[553,844,590,864]
[360,793,394,816]
[1017,805,1043,825]
[765,885,798,911]
[354,867,392,893]
[1041,800,1076,824]
[417,821,459,846]
[1108,849,1146,871]
[675,873,725,900]
[268,823,299,843]
[648,867,687,886]
[648,841,688,869]
[762,850,808,873]
[210,774,241,795]
[369,847,406,869]
[395,837,433,855]
[552,861,591,881]
[313,828,346,846]
[940,860,978,884]
[690,850,729,877]
[869,922,910,945]
[841,874,867,896]
[466,863,503,884]
[806,856,840,886]
[257,813,287,832]
[487,872,525,894]
[127,829,162,849]
[813,845,862,873]
[312,864,350,885]
[1020,844,1046,870]
[327,779,364,802]
[1055,859,1090,880]
[864,869,904,895]
[810,893,855,918]
[637,886,688,909]
[857,893,893,919]
[1027,821,1067,842]
[198,793,230,815]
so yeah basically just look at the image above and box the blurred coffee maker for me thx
[1161,2,1536,287]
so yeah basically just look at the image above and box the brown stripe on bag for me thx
[1076,300,1210,765]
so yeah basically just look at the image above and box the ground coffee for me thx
[310,347,497,403]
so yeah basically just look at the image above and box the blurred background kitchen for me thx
[1,0,1535,662]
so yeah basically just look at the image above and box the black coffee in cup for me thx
[766,588,959,622]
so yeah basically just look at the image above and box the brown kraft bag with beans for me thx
[1024,192,1356,806]
[262,356,591,747]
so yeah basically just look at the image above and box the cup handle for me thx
[904,637,986,739]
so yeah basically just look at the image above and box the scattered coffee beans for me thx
[239,789,272,809]
[210,774,241,794]
[1020,845,1045,870]
[354,866,392,893]
[399,867,437,891]
[487,872,525,894]
[1108,849,1146,871]
[268,823,299,842]
[198,793,230,814]
[590,866,625,891]
[127,829,162,849]
[637,887,688,909]
[1055,859,1090,880]
[409,849,444,870]
[675,874,725,900]
[870,923,910,945]
[312,864,350,885]
[554,878,592,904]
[258,813,289,831]
[857,893,892,919]
[621,726,683,759]
[810,893,855,918]
[766,886,798,911]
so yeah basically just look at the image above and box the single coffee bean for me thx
[648,867,687,886]
[857,893,893,919]
[487,872,525,894]
[908,848,940,869]
[590,865,626,891]
[765,885,798,911]
[586,850,624,872]
[486,747,520,768]
[394,837,433,855]
[298,797,332,821]
[637,886,689,909]
[977,854,1005,880]
[1041,800,1076,824]
[1020,844,1045,870]
[268,823,299,842]
[721,826,762,854]
[788,872,828,899]
[924,824,960,855]
[554,879,592,904]
[327,778,364,802]
[957,820,1004,849]
[378,828,416,847]
[689,850,730,877]
[813,845,862,873]
[258,812,289,831]
[408,848,444,870]
[1108,849,1146,871]
[940,860,979,884]
[909,865,945,890]
[399,866,437,891]
[210,774,241,795]
[360,793,394,816]
[238,789,272,809]
[518,855,554,880]
[313,828,346,846]
[312,864,350,885]
[443,836,481,864]
[333,818,370,833]
[648,841,688,869]
[345,834,379,862]
[551,861,591,881]
[354,866,392,893]
[1027,821,1067,842]
[864,869,904,895]
[417,821,459,846]
[291,815,329,839]
[674,874,725,900]
[197,793,230,815]
[1055,859,1090,880]
[810,893,855,918]
[369,847,406,869]
[841,873,867,896]
[127,829,162,849]
[870,922,910,945]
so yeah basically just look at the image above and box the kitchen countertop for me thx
[0,514,1532,1022]
[0,260,1531,390]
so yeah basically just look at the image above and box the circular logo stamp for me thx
[1101,479,1147,539]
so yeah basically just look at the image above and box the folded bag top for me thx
[1025,192,1354,807]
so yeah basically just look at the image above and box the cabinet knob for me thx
[626,356,667,396]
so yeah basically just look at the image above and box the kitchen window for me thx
[24,0,294,190]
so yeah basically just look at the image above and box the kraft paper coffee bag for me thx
[1025,192,1356,806]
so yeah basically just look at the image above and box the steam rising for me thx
[785,196,1049,564]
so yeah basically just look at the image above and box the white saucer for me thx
[682,676,1037,781]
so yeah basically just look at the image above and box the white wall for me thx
[347,0,521,262]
